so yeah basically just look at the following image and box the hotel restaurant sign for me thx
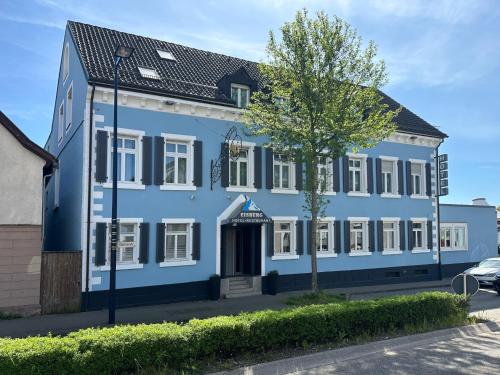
[227,198,272,224]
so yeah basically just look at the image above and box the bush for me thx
[0,292,468,374]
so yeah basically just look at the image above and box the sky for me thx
[0,0,499,206]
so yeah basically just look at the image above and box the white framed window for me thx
[102,127,145,189]
[62,43,69,81]
[272,153,296,192]
[410,161,425,197]
[231,84,250,108]
[138,66,160,80]
[347,154,368,196]
[156,50,175,61]
[382,220,400,252]
[349,218,369,254]
[441,223,468,251]
[381,157,398,195]
[227,141,256,192]
[271,216,299,260]
[318,157,334,193]
[162,133,195,190]
[412,220,426,250]
[58,102,64,143]
[161,218,196,266]
[315,218,336,256]
[66,84,73,130]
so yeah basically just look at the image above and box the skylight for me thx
[138,66,160,80]
[157,50,176,61]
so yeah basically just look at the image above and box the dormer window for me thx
[157,50,176,61]
[231,84,250,108]
[138,66,160,80]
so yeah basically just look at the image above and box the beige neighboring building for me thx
[0,111,55,315]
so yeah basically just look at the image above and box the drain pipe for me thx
[84,83,96,311]
[435,138,444,280]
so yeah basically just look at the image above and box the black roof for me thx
[68,21,447,139]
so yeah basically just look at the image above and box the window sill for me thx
[226,187,258,193]
[382,250,403,255]
[160,260,197,267]
[347,192,370,197]
[317,253,337,258]
[271,254,300,260]
[98,263,144,271]
[410,195,429,200]
[160,185,196,191]
[411,249,431,253]
[441,248,469,252]
[349,251,372,256]
[271,189,299,195]
[102,182,145,190]
[381,193,401,199]
[321,191,337,196]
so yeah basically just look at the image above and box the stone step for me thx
[225,290,262,299]
[229,283,252,291]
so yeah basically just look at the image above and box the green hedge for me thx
[0,292,468,374]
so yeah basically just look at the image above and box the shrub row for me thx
[0,292,468,374]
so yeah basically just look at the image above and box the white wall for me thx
[0,124,45,225]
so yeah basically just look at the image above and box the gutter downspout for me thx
[435,138,444,280]
[84,83,96,311]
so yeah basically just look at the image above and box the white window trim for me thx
[409,159,426,198]
[347,153,370,196]
[380,155,399,197]
[95,218,144,271]
[272,152,297,193]
[138,66,160,80]
[271,216,298,259]
[317,156,336,195]
[65,82,73,131]
[102,127,145,189]
[441,223,468,251]
[227,141,257,193]
[160,218,197,267]
[315,217,336,256]
[381,217,400,253]
[58,102,64,144]
[410,217,429,253]
[62,43,69,83]
[348,217,370,255]
[156,49,176,61]
[231,83,250,108]
[161,133,196,191]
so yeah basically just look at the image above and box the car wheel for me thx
[493,280,500,296]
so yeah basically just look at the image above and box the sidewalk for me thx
[0,279,450,338]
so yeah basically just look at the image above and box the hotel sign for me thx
[227,198,272,224]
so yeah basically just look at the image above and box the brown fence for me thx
[40,251,82,314]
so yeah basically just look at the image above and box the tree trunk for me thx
[310,157,319,293]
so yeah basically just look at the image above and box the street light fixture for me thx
[109,44,134,325]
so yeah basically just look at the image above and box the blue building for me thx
[43,21,498,310]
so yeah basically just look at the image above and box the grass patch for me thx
[285,291,348,306]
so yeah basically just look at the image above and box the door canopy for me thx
[222,196,271,225]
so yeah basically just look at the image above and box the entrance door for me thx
[222,224,261,277]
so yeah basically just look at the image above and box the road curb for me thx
[212,321,500,375]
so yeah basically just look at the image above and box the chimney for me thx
[472,197,489,206]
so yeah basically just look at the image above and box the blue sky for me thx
[1,0,499,206]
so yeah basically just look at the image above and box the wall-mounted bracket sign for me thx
[222,196,272,225]
[438,154,449,196]
[210,126,243,190]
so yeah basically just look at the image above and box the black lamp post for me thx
[109,44,134,325]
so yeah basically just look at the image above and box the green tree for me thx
[243,9,400,292]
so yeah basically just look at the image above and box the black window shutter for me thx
[375,158,382,194]
[192,222,201,260]
[295,220,303,255]
[377,220,384,252]
[343,157,349,193]
[407,221,413,250]
[95,222,107,266]
[425,163,432,196]
[398,160,404,195]
[139,223,149,263]
[344,220,350,253]
[254,146,262,189]
[295,150,303,191]
[399,220,406,251]
[95,130,108,183]
[368,220,375,252]
[142,136,152,185]
[156,223,165,263]
[332,158,340,192]
[334,220,341,253]
[265,148,273,189]
[306,220,312,255]
[266,222,274,257]
[427,221,433,250]
[154,136,164,185]
[220,143,229,187]
[406,161,412,195]
[193,140,203,187]
[366,158,374,194]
